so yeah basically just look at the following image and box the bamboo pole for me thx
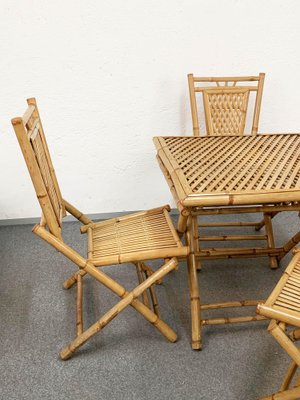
[288,328,300,342]
[198,221,260,227]
[279,361,298,391]
[195,247,283,257]
[199,234,267,241]
[60,258,177,360]
[135,262,150,308]
[76,274,83,336]
[64,199,92,225]
[255,212,278,231]
[264,212,279,269]
[192,216,201,270]
[251,72,265,135]
[177,213,189,235]
[193,205,300,216]
[259,386,300,400]
[186,216,201,349]
[280,231,300,260]
[183,190,300,208]
[195,86,258,92]
[201,315,266,325]
[141,263,161,317]
[192,75,262,82]
[201,299,264,310]
[187,74,200,136]
[269,321,300,366]
[33,224,178,345]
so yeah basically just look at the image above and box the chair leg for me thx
[257,321,300,399]
[186,216,201,350]
[255,212,278,231]
[33,225,178,347]
[269,321,300,366]
[60,258,178,360]
[135,262,151,308]
[140,262,161,318]
[264,213,279,269]
[63,270,85,289]
[279,230,300,261]
[279,361,298,391]
[76,274,83,336]
[259,385,300,400]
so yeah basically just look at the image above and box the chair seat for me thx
[83,206,189,266]
[257,252,300,327]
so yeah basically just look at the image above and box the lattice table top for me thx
[154,134,300,207]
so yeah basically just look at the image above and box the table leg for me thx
[264,212,279,269]
[193,215,201,270]
[186,215,202,350]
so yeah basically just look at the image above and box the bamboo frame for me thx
[256,253,300,399]
[187,72,265,136]
[11,98,189,359]
[154,134,300,350]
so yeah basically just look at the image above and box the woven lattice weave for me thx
[155,135,300,206]
[204,89,249,135]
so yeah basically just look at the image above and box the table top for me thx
[153,134,300,207]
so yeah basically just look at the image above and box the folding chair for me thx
[257,249,300,399]
[11,98,188,360]
[186,72,285,270]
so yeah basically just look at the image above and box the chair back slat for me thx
[188,73,265,136]
[12,98,65,237]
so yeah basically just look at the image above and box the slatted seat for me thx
[11,98,188,360]
[256,250,300,399]
[83,208,183,265]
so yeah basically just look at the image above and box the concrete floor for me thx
[0,212,299,399]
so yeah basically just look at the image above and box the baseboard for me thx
[0,209,179,227]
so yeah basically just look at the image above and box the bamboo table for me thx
[154,134,300,350]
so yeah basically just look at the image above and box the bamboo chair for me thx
[11,98,188,360]
[187,73,282,270]
[256,249,300,399]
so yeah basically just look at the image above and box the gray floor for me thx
[0,212,299,400]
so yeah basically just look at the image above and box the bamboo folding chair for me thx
[256,249,300,399]
[187,72,285,270]
[11,98,188,360]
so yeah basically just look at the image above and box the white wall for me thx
[1,0,300,219]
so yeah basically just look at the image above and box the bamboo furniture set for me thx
[10,73,300,398]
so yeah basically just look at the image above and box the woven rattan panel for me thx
[162,135,300,194]
[274,259,300,314]
[92,211,178,258]
[204,90,249,135]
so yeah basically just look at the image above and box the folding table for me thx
[154,134,300,349]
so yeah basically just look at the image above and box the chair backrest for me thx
[11,98,65,238]
[187,73,265,136]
